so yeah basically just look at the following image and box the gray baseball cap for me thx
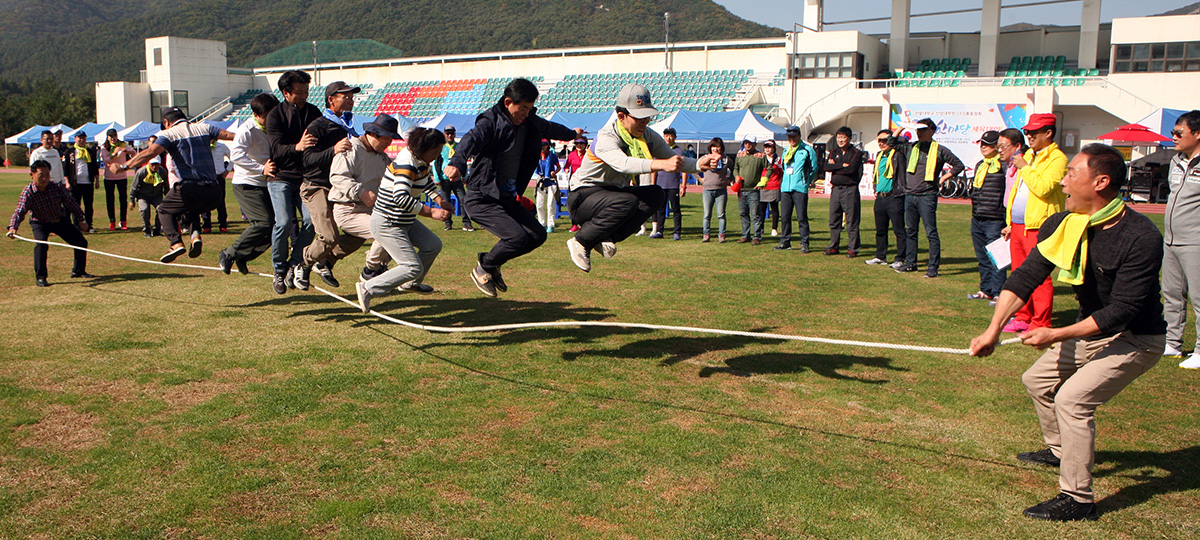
[616,83,659,118]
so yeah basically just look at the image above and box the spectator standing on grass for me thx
[263,69,319,295]
[967,130,1009,301]
[759,139,782,238]
[1163,110,1200,368]
[564,138,588,233]
[355,128,452,313]
[29,131,65,185]
[651,127,686,241]
[100,128,134,231]
[434,125,473,232]
[123,107,235,264]
[864,134,907,266]
[732,136,768,245]
[201,139,232,233]
[824,126,864,257]
[699,138,732,243]
[565,83,713,272]
[129,161,168,237]
[1001,113,1067,332]
[445,78,582,297]
[534,139,561,233]
[65,132,99,233]
[775,126,818,252]
[329,114,401,282]
[294,81,367,291]
[896,118,964,278]
[6,160,92,286]
[216,93,280,276]
[970,143,1166,523]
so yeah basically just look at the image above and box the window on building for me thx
[1113,41,1200,73]
[789,52,863,79]
[173,91,189,117]
[150,91,169,123]
[153,48,162,66]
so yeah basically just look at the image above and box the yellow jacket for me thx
[1006,142,1067,229]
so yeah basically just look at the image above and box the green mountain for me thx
[0,0,780,92]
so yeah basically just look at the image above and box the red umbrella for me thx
[1098,123,1172,144]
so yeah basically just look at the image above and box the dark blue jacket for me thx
[448,99,575,198]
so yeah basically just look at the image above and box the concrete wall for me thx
[146,36,230,113]
[1111,14,1200,44]
[94,81,150,126]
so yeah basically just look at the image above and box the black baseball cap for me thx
[324,81,361,99]
[978,130,1000,145]
[786,125,802,136]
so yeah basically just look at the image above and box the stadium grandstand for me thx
[94,1,1194,152]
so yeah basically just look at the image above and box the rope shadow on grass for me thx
[1092,445,1200,515]
[363,325,1031,472]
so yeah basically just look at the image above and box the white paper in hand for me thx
[986,237,1011,271]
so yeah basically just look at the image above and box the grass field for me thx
[0,171,1197,539]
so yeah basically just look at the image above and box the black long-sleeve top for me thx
[902,140,965,195]
[826,145,863,187]
[264,100,322,184]
[302,116,350,187]
[1003,209,1167,336]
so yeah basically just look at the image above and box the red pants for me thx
[1010,223,1054,328]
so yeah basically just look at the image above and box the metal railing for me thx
[191,97,232,123]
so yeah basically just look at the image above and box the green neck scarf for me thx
[1036,197,1126,285]
[907,141,939,181]
[75,143,92,164]
[784,143,799,164]
[614,120,651,181]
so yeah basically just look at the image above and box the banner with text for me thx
[888,103,1028,175]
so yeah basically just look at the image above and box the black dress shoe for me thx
[70,272,95,278]
[1017,448,1061,467]
[217,250,233,274]
[1023,493,1097,521]
[234,259,249,275]
[36,278,49,287]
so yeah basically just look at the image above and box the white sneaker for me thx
[567,237,591,272]
[1164,345,1184,357]
[636,225,646,236]
[1180,354,1200,369]
[889,261,905,269]
[355,281,370,313]
[599,241,617,259]
[771,228,779,237]
[864,257,886,265]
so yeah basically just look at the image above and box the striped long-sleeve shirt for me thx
[375,148,439,226]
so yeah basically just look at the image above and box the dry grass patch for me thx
[15,404,105,452]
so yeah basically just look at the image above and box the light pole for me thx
[312,41,318,85]
[664,12,671,72]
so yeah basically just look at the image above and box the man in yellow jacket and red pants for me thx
[1002,113,1067,333]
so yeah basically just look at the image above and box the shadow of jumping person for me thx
[560,332,775,365]
[1091,445,1200,516]
[698,352,907,384]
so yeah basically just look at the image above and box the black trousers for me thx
[440,181,472,227]
[778,191,810,247]
[569,185,665,250]
[225,184,274,262]
[31,220,87,279]
[464,190,546,273]
[71,183,94,229]
[872,194,907,262]
[828,184,861,251]
[201,179,228,229]
[104,179,128,224]
[652,186,682,235]
[159,182,223,246]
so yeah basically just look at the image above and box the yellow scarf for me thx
[106,141,127,157]
[1036,197,1126,285]
[907,141,939,181]
[973,156,1001,188]
[880,149,895,179]
[142,165,165,187]
[75,143,92,164]
[447,140,456,159]
[613,120,651,181]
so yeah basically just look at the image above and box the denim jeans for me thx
[904,194,940,270]
[971,218,1007,297]
[738,189,763,240]
[363,213,442,298]
[778,191,809,247]
[267,180,313,274]
[701,189,727,236]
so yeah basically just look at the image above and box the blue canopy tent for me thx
[544,111,617,139]
[118,121,161,142]
[5,124,50,145]
[45,124,75,136]
[419,113,479,133]
[63,122,104,141]
[81,122,126,143]
[1137,108,1187,148]
[650,109,786,143]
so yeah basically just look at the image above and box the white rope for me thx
[12,235,1022,355]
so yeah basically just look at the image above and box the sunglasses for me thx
[1172,129,1190,137]
[1024,128,1046,136]
[876,138,888,143]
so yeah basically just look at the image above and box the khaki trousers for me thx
[1021,331,1164,502]
[332,202,390,270]
[301,182,365,267]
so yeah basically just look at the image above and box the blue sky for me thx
[714,0,1195,33]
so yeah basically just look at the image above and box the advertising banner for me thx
[888,103,1028,175]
